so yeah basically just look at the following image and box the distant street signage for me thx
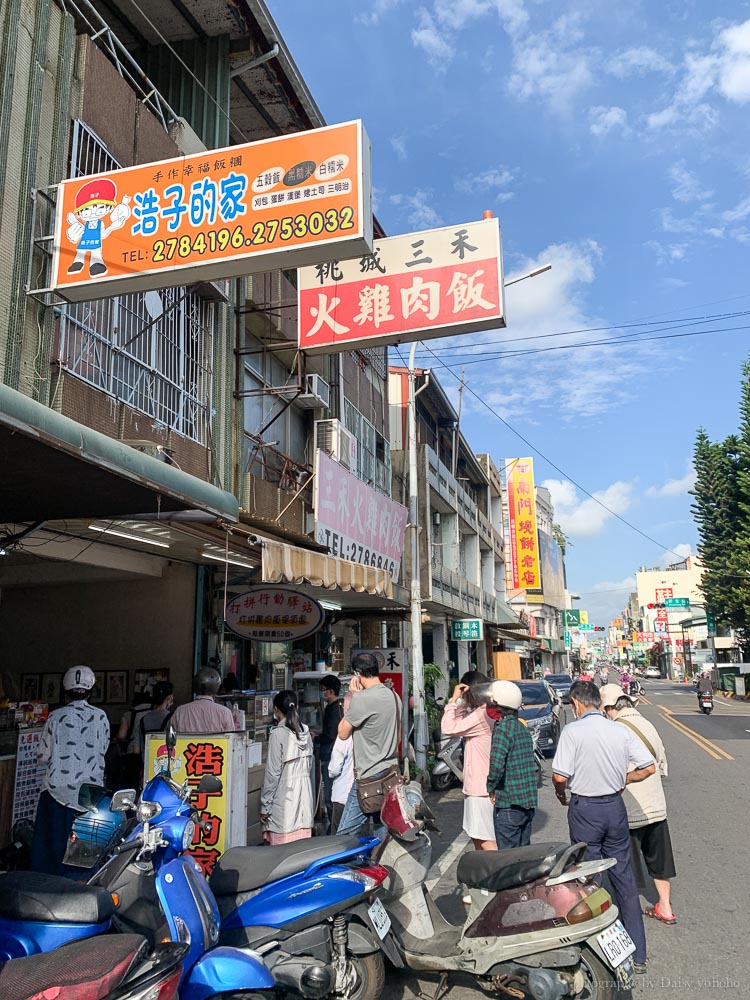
[632,631,656,643]
[505,458,541,591]
[225,587,324,641]
[654,621,668,634]
[579,623,594,631]
[665,597,690,609]
[451,619,484,641]
[706,612,717,637]
[562,609,581,627]
[563,629,572,649]
[52,120,372,302]
[579,611,589,624]
[654,587,674,603]
[298,217,505,354]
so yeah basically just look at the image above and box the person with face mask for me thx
[260,690,314,845]
[485,680,538,849]
[551,680,656,975]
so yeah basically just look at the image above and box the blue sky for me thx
[270,1,750,624]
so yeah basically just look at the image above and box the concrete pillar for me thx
[457,641,470,676]
[432,622,449,700]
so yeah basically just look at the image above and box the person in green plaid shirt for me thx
[486,680,538,848]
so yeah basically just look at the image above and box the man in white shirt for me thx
[31,665,110,875]
[170,667,237,734]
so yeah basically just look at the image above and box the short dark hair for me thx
[151,681,173,708]
[460,670,489,710]
[320,674,341,696]
[351,652,379,678]
[569,680,601,708]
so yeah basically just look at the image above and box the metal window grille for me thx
[57,122,213,443]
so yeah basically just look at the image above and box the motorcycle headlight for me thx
[136,799,162,823]
[182,819,196,851]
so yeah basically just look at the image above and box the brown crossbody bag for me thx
[615,717,657,759]
[355,688,404,814]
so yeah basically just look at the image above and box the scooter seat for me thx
[211,835,362,895]
[457,842,582,893]
[0,871,115,923]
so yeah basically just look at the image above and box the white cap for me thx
[599,683,636,709]
[62,665,96,692]
[488,680,523,710]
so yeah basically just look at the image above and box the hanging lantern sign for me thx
[225,587,325,641]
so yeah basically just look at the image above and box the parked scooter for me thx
[0,933,185,1000]
[431,728,545,793]
[373,784,634,999]
[69,726,389,999]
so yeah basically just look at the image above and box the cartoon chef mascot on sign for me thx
[66,177,131,277]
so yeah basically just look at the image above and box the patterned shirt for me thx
[38,700,110,810]
[486,715,538,810]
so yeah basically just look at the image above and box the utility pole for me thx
[407,339,428,774]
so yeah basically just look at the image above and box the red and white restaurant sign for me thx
[298,218,505,355]
[314,449,408,579]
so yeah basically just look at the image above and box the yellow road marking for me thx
[639,695,652,705]
[658,708,734,761]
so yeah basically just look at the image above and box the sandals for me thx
[645,903,677,925]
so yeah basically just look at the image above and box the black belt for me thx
[570,790,623,801]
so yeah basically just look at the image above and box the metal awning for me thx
[495,603,525,628]
[0,383,238,521]
[262,538,398,602]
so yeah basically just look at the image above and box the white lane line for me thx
[426,831,469,892]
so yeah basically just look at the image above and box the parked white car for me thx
[645,666,661,679]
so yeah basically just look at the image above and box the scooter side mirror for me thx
[197,774,223,794]
[110,789,137,812]
[165,722,177,752]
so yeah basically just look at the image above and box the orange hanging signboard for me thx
[505,457,541,592]
[51,121,372,302]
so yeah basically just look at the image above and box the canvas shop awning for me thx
[262,538,394,600]
[0,383,238,522]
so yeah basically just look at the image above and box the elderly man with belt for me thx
[552,680,656,975]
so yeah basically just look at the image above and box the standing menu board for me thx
[12,728,45,826]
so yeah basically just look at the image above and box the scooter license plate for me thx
[367,899,391,940]
[597,920,635,968]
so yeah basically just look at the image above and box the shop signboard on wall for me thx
[504,457,541,591]
[298,217,505,354]
[12,728,45,826]
[351,648,405,699]
[451,619,484,641]
[314,449,408,578]
[225,587,325,642]
[51,121,372,302]
[145,733,247,876]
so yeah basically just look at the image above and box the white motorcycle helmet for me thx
[488,680,523,710]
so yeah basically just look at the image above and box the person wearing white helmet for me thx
[30,665,110,875]
[485,679,538,849]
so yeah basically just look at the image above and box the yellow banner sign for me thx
[505,457,540,590]
[145,734,230,877]
[52,120,372,302]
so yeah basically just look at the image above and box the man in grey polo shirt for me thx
[552,680,655,974]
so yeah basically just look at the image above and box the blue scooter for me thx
[0,737,274,1000]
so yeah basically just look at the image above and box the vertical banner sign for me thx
[52,121,372,302]
[145,735,231,876]
[352,648,405,699]
[298,218,505,354]
[504,458,541,590]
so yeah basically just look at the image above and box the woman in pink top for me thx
[441,671,496,852]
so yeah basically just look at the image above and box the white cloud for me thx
[716,19,750,104]
[656,542,693,567]
[659,207,697,234]
[358,0,403,24]
[411,9,452,66]
[541,478,634,537]
[391,135,408,161]
[508,17,593,113]
[644,240,690,264]
[608,46,674,78]
[722,196,750,223]
[646,470,697,497]
[455,167,515,195]
[670,162,713,203]
[388,189,443,228]
[589,105,628,136]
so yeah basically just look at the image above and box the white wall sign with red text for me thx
[298,218,505,354]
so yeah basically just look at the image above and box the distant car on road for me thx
[514,680,562,756]
[645,666,661,679]
[545,673,573,703]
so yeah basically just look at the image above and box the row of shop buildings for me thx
[0,0,572,770]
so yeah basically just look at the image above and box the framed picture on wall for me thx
[21,674,40,702]
[90,672,105,705]
[40,673,62,706]
[133,669,170,699]
[106,671,128,705]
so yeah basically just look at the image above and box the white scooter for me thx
[373,785,634,1000]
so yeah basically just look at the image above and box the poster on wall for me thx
[144,733,246,876]
[12,729,45,826]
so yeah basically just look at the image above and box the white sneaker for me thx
[463,894,472,905]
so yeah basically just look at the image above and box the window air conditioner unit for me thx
[297,374,330,410]
[315,419,358,471]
